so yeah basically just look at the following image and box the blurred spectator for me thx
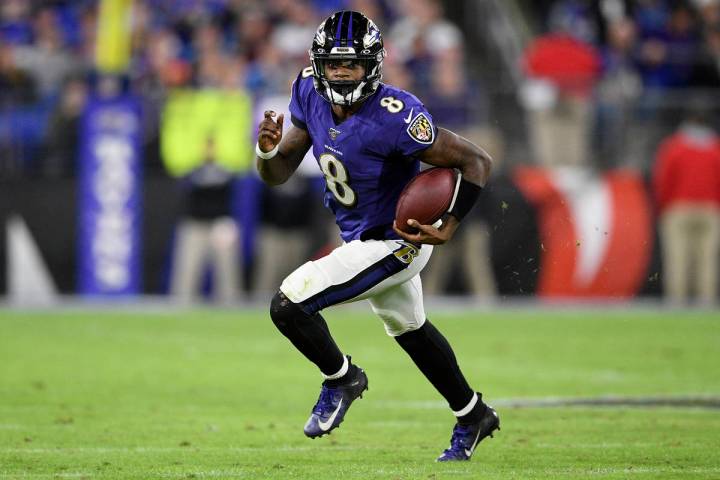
[270,1,318,65]
[652,103,720,304]
[389,0,462,60]
[690,25,720,87]
[632,0,671,43]
[136,28,190,91]
[521,16,601,167]
[11,7,83,99]
[233,8,271,62]
[696,0,720,28]
[254,176,318,294]
[0,42,39,176]
[0,0,33,45]
[246,43,292,96]
[635,3,701,90]
[192,21,227,63]
[161,57,253,302]
[170,140,241,304]
[523,22,601,97]
[41,76,87,177]
[381,57,412,91]
[593,17,642,168]
[388,0,462,96]
[131,27,191,174]
[0,42,35,105]
[629,4,704,170]
[347,0,390,29]
[309,0,349,16]
[547,0,599,44]
[424,58,477,130]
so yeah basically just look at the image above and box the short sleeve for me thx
[289,69,312,130]
[394,103,438,157]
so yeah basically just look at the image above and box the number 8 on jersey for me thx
[319,153,357,207]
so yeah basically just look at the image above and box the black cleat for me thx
[303,364,368,438]
[437,403,500,461]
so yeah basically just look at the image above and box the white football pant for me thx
[280,239,432,336]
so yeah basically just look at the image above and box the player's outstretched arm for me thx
[393,128,492,245]
[256,110,312,186]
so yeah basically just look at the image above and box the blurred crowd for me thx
[522,0,720,169]
[0,0,478,178]
[529,0,720,91]
[2,0,720,174]
[1,0,719,303]
[522,0,720,305]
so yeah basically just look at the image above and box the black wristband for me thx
[448,176,482,220]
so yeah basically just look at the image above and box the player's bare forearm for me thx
[419,128,492,187]
[394,128,491,245]
[256,111,312,186]
[257,127,311,185]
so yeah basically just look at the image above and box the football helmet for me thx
[309,11,386,106]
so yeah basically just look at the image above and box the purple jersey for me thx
[289,69,438,242]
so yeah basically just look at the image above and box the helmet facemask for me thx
[310,54,384,106]
[309,11,386,106]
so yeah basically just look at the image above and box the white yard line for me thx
[373,394,720,410]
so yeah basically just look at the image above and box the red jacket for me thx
[653,126,720,213]
[522,33,601,97]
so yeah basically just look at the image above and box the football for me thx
[395,167,458,234]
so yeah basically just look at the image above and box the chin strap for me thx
[326,80,367,105]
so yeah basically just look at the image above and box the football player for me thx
[255,11,497,461]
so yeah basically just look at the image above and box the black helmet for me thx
[309,11,386,106]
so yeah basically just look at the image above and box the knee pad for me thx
[395,321,428,348]
[270,290,309,330]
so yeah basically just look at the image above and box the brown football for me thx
[395,167,457,234]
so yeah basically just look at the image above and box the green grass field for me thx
[1,306,719,479]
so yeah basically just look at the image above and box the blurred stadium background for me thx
[2,0,720,305]
[1,1,719,478]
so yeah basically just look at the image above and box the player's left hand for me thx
[392,215,460,245]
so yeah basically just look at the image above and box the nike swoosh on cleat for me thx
[465,429,483,457]
[404,108,414,124]
[317,398,343,431]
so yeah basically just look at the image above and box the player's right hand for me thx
[392,215,460,245]
[257,110,284,154]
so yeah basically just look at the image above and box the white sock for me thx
[322,355,349,380]
[453,392,478,417]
